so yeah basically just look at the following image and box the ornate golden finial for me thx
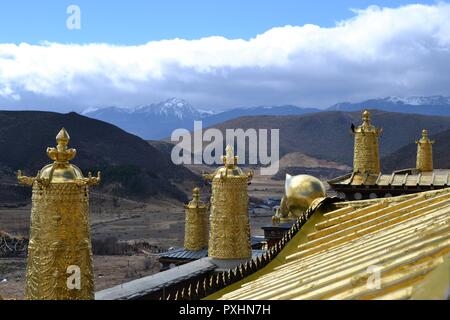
[47,128,76,163]
[352,109,382,175]
[416,129,434,172]
[17,129,100,300]
[206,146,252,261]
[422,129,428,138]
[193,187,200,200]
[18,128,100,186]
[56,127,69,144]
[186,187,205,208]
[362,110,370,123]
[223,144,238,167]
[184,187,208,251]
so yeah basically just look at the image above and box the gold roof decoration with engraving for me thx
[184,187,209,251]
[330,122,447,190]
[215,188,450,300]
[352,110,382,175]
[416,129,434,172]
[204,144,254,260]
[17,128,100,186]
[203,144,254,181]
[17,128,101,300]
[185,187,207,209]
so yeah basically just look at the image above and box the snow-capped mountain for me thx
[134,98,202,120]
[84,95,450,140]
[84,98,205,139]
[84,99,320,139]
[85,98,201,120]
[385,96,450,106]
[329,95,450,117]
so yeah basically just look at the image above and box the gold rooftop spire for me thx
[17,128,100,300]
[352,110,382,175]
[224,144,237,166]
[204,144,253,260]
[184,188,208,251]
[416,129,434,172]
[47,127,76,163]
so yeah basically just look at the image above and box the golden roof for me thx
[329,169,450,187]
[214,188,450,300]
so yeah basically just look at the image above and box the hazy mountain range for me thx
[329,96,450,116]
[84,96,450,140]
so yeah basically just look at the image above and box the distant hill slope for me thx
[201,105,320,128]
[207,110,450,167]
[329,96,450,117]
[0,111,200,202]
[147,140,176,158]
[271,152,351,181]
[381,128,450,172]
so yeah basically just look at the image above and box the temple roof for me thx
[211,188,450,300]
[328,169,450,188]
[159,248,209,260]
[160,237,267,261]
[96,258,216,300]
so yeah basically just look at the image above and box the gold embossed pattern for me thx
[184,188,209,251]
[353,110,382,175]
[18,128,100,300]
[416,129,434,172]
[204,145,253,260]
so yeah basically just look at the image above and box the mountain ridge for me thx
[202,110,450,167]
[84,98,320,139]
[329,95,450,116]
[83,95,450,140]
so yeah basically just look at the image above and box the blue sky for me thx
[0,0,440,44]
[0,1,449,111]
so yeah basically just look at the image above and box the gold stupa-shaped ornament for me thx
[353,110,382,175]
[18,128,100,300]
[204,145,253,260]
[184,188,208,251]
[416,129,434,172]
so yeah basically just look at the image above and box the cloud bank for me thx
[1,3,450,111]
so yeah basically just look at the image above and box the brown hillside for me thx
[208,110,450,166]
[382,128,450,172]
[0,111,201,203]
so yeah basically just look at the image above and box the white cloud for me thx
[1,2,450,111]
